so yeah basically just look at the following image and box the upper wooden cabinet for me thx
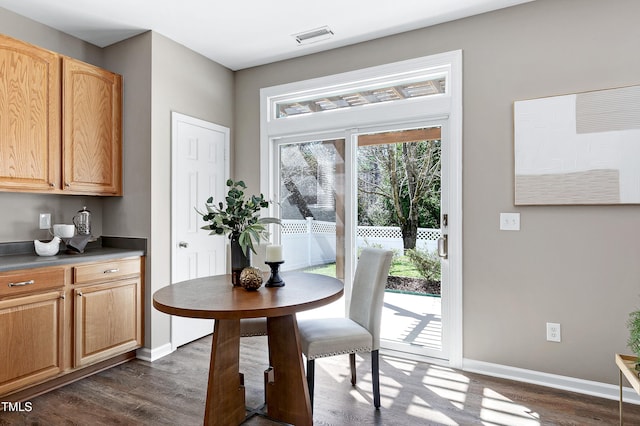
[63,57,122,195]
[0,36,61,192]
[0,34,123,196]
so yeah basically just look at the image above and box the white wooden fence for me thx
[281,218,440,270]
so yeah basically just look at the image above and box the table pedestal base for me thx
[153,273,343,426]
[266,314,313,426]
[202,316,313,426]
[204,319,245,426]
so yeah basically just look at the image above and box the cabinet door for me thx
[0,291,64,395]
[63,57,122,195]
[74,278,141,367]
[0,35,61,192]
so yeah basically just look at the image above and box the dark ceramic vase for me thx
[230,234,250,286]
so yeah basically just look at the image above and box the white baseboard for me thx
[463,358,640,405]
[136,343,173,362]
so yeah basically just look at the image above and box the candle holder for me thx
[265,261,285,287]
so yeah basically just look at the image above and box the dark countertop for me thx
[0,237,146,273]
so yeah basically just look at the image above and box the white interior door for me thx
[171,112,229,349]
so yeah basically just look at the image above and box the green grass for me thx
[303,263,337,276]
[389,256,422,278]
[303,256,420,278]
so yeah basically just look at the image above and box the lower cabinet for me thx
[0,291,64,395]
[0,256,144,399]
[74,277,142,367]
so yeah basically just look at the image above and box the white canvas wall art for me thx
[514,85,640,205]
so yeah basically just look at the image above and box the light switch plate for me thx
[500,212,520,231]
[39,213,51,230]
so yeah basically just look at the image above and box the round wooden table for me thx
[153,272,344,426]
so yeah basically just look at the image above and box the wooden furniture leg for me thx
[620,369,624,426]
[265,315,312,426]
[306,358,315,411]
[350,353,357,385]
[204,319,245,426]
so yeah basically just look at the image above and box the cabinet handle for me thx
[49,182,55,187]
[60,294,65,300]
[8,279,35,287]
[65,182,70,187]
[77,291,83,297]
[104,268,119,274]
[437,235,448,259]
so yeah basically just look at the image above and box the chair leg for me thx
[372,350,381,409]
[307,358,315,412]
[350,353,357,385]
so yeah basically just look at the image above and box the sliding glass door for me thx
[356,125,448,360]
[271,122,449,360]
[275,137,346,281]
[261,52,462,365]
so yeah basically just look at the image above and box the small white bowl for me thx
[34,237,61,256]
[52,224,75,239]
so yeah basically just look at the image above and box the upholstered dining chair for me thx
[297,247,393,410]
[239,318,267,337]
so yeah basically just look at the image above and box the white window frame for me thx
[260,50,463,367]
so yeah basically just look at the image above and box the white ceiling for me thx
[0,0,534,70]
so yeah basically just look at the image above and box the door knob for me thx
[179,241,189,248]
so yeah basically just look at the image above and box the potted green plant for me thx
[628,309,640,369]
[197,179,280,285]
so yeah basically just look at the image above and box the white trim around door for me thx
[260,51,463,368]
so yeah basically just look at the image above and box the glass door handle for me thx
[437,234,448,259]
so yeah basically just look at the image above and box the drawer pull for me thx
[8,280,35,287]
[104,268,120,274]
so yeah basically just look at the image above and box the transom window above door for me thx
[273,73,446,118]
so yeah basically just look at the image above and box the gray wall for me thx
[102,32,234,349]
[234,0,640,385]
[0,10,235,351]
[146,32,234,349]
[0,9,105,243]
[102,32,154,347]
[3,0,640,387]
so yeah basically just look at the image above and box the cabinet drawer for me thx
[73,258,140,284]
[0,268,64,298]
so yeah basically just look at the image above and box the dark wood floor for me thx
[2,335,640,425]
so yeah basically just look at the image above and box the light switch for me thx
[500,212,520,231]
[39,213,51,230]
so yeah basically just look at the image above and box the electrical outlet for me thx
[500,212,520,231]
[39,213,51,230]
[546,322,561,342]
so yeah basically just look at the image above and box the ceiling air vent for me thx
[293,26,334,45]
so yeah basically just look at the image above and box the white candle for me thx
[265,244,283,262]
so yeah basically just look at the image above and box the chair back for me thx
[348,248,393,351]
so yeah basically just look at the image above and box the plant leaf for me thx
[258,217,281,225]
